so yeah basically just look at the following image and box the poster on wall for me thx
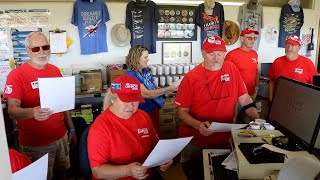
[29,9,50,26]
[157,6,197,41]
[5,9,29,27]
[0,11,7,27]
[162,42,192,64]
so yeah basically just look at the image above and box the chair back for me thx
[79,125,92,180]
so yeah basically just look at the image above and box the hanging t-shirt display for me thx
[71,0,110,55]
[238,4,263,51]
[196,2,225,44]
[125,1,159,54]
[278,4,304,48]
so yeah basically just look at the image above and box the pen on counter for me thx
[261,138,269,144]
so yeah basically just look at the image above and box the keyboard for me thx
[238,143,285,164]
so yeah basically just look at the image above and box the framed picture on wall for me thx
[162,42,192,64]
[157,5,197,41]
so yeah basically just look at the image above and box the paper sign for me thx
[38,76,75,113]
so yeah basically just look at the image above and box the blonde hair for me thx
[103,89,118,111]
[126,45,148,72]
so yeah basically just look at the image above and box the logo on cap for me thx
[125,83,139,90]
[111,83,121,90]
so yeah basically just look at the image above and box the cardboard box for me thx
[160,114,175,125]
[107,68,126,86]
[159,122,177,139]
[80,69,102,92]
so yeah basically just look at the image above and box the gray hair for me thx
[24,31,47,48]
[103,89,118,111]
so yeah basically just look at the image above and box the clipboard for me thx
[49,29,67,54]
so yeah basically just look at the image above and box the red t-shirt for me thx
[267,55,318,84]
[225,48,258,95]
[175,62,248,148]
[88,109,159,180]
[9,149,31,173]
[3,63,66,146]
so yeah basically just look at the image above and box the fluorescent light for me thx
[153,0,245,6]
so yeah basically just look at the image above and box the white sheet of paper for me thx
[39,76,75,113]
[143,137,193,168]
[12,154,48,180]
[208,122,247,132]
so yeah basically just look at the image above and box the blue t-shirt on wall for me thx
[71,0,110,55]
[196,2,225,45]
[125,1,159,54]
[278,4,304,48]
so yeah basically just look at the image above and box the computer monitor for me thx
[314,74,320,87]
[267,76,320,151]
[260,63,273,77]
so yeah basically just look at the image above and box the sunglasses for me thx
[29,45,50,52]
[244,36,257,41]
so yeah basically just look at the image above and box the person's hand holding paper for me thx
[143,137,193,168]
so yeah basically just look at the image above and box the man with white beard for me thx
[4,32,77,180]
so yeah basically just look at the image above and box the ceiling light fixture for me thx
[152,0,245,6]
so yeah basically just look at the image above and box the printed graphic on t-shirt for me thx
[138,128,149,138]
[83,19,102,38]
[131,10,144,39]
[252,58,257,63]
[244,11,260,29]
[4,85,13,94]
[202,13,220,36]
[283,14,302,34]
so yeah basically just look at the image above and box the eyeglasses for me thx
[244,36,257,41]
[29,45,50,52]
[204,68,229,100]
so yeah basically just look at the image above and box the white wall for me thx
[0,1,319,68]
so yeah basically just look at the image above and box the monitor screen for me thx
[267,76,320,150]
[260,63,273,77]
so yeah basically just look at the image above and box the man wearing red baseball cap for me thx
[175,36,259,180]
[225,27,259,123]
[267,35,318,102]
[87,74,172,180]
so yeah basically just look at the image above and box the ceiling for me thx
[0,0,314,9]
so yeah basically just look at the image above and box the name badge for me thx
[221,74,230,82]
[31,81,39,89]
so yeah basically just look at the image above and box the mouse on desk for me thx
[252,146,271,156]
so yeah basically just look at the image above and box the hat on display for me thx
[110,74,144,102]
[111,24,131,47]
[222,20,240,45]
[240,27,259,36]
[202,36,227,53]
[288,0,301,12]
[285,35,301,46]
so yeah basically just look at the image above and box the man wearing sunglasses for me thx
[175,36,259,180]
[4,32,77,180]
[267,35,318,102]
[225,28,260,123]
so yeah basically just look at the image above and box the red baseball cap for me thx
[240,28,259,36]
[202,36,227,53]
[285,35,301,46]
[110,75,144,102]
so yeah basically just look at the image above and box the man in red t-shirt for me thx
[267,35,318,101]
[88,75,172,180]
[225,28,259,123]
[9,148,31,173]
[175,36,259,180]
[3,32,77,180]
[225,28,259,97]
